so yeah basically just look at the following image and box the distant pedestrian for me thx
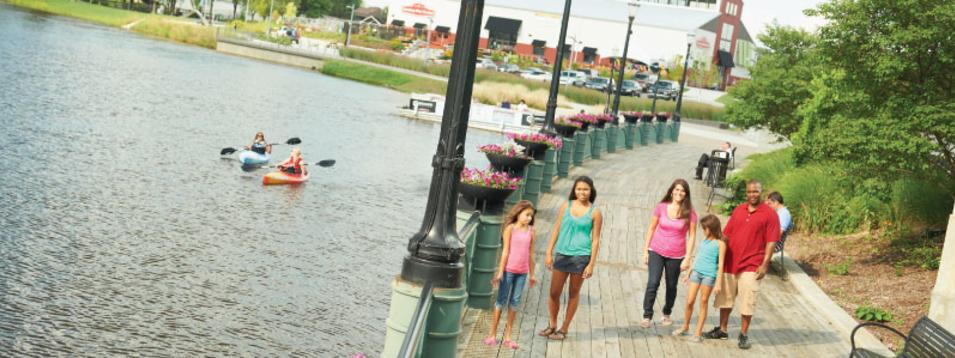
[501,100,511,109]
[704,180,780,349]
[672,214,726,342]
[540,176,603,341]
[641,179,698,328]
[484,200,538,350]
[516,99,528,113]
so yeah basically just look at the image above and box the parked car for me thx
[559,71,586,86]
[520,68,551,82]
[647,80,679,100]
[498,64,521,73]
[618,80,642,96]
[585,76,612,92]
[478,58,498,71]
[633,72,653,92]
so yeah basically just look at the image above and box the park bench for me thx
[850,316,955,357]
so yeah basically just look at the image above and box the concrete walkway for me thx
[457,130,890,357]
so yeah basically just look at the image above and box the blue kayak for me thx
[239,151,270,166]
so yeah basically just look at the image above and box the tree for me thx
[802,0,955,185]
[723,25,819,138]
[285,2,298,19]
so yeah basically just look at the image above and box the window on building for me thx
[725,3,738,16]
[582,47,598,64]
[532,40,546,57]
[720,23,734,51]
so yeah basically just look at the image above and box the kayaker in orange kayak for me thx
[244,132,272,155]
[276,148,307,176]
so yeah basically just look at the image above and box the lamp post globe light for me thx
[649,62,661,115]
[673,32,694,122]
[542,0,574,135]
[611,1,639,123]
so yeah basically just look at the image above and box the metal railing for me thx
[397,210,480,358]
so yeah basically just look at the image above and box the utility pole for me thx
[345,3,356,47]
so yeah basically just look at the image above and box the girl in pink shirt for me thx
[485,200,538,350]
[640,179,698,328]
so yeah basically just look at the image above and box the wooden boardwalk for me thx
[459,134,857,357]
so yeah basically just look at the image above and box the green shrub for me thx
[890,178,955,227]
[319,60,446,94]
[855,305,894,322]
[825,258,852,276]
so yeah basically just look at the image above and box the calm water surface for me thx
[0,5,503,356]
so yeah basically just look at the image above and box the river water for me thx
[0,5,504,356]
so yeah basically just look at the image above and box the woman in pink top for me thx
[485,200,538,350]
[640,179,698,328]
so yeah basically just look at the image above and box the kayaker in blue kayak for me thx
[276,148,308,176]
[245,132,272,155]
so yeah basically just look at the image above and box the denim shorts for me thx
[553,254,591,274]
[689,270,716,287]
[495,272,528,309]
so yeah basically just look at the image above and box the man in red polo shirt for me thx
[703,180,780,349]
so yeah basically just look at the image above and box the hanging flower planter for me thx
[553,116,582,138]
[459,167,520,211]
[507,132,563,160]
[622,111,642,124]
[594,113,614,128]
[479,144,532,174]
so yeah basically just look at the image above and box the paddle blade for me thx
[316,159,336,167]
[286,137,302,145]
[220,147,237,155]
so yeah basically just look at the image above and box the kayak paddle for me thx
[267,159,336,169]
[220,137,302,155]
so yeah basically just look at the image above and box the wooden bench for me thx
[850,316,955,357]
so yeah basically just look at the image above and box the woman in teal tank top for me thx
[540,176,603,341]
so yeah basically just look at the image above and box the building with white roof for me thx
[367,0,756,88]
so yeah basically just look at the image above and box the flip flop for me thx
[548,330,567,341]
[538,326,556,337]
[483,336,497,346]
[503,339,519,350]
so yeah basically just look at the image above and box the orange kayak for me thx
[262,171,310,185]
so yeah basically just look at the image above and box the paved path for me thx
[457,132,882,357]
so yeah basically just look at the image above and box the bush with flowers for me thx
[460,167,521,190]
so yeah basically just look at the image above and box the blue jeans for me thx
[643,251,684,319]
[495,272,528,309]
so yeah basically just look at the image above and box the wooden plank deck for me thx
[460,135,854,357]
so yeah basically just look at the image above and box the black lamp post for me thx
[401,0,485,288]
[604,57,615,114]
[611,1,639,123]
[649,62,661,115]
[542,0,573,135]
[673,32,694,122]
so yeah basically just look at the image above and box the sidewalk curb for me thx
[779,255,895,356]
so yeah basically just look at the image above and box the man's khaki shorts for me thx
[713,271,760,316]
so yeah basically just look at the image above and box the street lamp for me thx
[604,48,619,114]
[649,62,661,115]
[673,32,694,122]
[345,3,356,47]
[611,0,639,123]
[567,35,582,69]
[541,0,573,135]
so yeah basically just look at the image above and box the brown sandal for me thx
[548,330,567,340]
[538,326,556,337]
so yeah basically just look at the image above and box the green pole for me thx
[654,121,664,144]
[606,126,618,153]
[541,148,557,193]
[639,122,650,146]
[591,128,604,159]
[558,137,575,177]
[522,160,544,206]
[624,123,635,149]
[466,213,503,309]
[573,131,587,166]
[505,166,527,207]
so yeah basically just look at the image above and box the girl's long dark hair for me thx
[568,176,597,203]
[660,179,693,225]
[502,200,536,235]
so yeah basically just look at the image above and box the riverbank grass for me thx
[3,0,216,49]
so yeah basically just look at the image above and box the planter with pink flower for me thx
[553,116,583,138]
[594,113,614,129]
[622,111,642,124]
[478,143,532,175]
[574,113,597,132]
[507,132,563,160]
[458,167,521,211]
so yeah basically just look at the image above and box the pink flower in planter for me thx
[460,167,521,189]
[506,132,563,150]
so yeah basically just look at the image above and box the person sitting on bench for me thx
[695,142,732,180]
